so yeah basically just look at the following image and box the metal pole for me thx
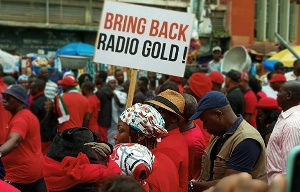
[274,32,300,60]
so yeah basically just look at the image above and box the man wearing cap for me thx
[225,69,245,116]
[208,71,224,92]
[56,76,90,133]
[184,72,213,145]
[285,59,300,81]
[146,89,189,192]
[0,84,46,191]
[238,72,258,128]
[208,46,223,73]
[189,91,267,191]
[267,80,300,182]
[268,73,286,92]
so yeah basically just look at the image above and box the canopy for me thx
[264,46,300,70]
[57,42,94,57]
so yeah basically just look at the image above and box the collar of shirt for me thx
[222,115,243,139]
[280,105,300,119]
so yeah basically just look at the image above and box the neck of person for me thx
[11,105,25,116]
[179,120,195,133]
[281,102,298,112]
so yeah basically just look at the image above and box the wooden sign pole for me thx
[125,68,138,109]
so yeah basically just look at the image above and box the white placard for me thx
[93,1,194,77]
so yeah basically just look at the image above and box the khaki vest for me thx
[198,120,267,182]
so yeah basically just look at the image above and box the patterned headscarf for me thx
[111,143,154,181]
[120,103,167,138]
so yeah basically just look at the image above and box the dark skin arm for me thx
[192,169,242,191]
[0,133,23,157]
[83,112,91,128]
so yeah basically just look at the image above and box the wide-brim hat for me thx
[2,84,27,104]
[146,89,185,121]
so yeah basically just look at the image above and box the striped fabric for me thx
[267,105,300,183]
[45,80,58,102]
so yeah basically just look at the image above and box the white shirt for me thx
[262,84,277,99]
[285,71,297,81]
[267,105,300,183]
[208,59,222,73]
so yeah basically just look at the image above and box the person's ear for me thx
[171,113,180,123]
[215,110,223,120]
[287,91,293,100]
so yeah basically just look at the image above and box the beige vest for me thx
[198,120,267,182]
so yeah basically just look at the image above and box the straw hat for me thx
[146,89,185,121]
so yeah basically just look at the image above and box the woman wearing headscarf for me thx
[114,103,180,192]
[44,127,121,192]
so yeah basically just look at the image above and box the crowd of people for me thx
[0,47,300,192]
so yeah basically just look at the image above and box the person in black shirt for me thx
[225,70,245,116]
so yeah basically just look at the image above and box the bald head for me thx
[182,93,197,120]
[277,80,300,111]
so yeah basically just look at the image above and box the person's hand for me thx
[44,100,53,111]
[204,173,285,192]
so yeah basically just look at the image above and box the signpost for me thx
[94,1,194,107]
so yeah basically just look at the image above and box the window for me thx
[254,0,298,43]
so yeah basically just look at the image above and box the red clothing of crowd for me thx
[56,92,89,133]
[147,149,179,192]
[86,94,101,133]
[193,119,211,146]
[2,109,44,184]
[44,153,121,191]
[0,78,11,144]
[244,89,258,128]
[181,123,207,180]
[156,128,189,192]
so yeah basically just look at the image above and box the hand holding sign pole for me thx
[94,1,194,108]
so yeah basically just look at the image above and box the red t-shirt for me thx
[2,109,44,183]
[193,119,211,146]
[147,149,179,192]
[0,180,20,192]
[156,128,188,192]
[57,92,89,133]
[181,123,207,180]
[87,94,100,133]
[244,89,258,128]
[0,80,11,144]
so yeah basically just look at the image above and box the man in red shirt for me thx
[239,72,258,128]
[56,76,89,133]
[147,89,189,192]
[81,81,101,134]
[180,93,207,180]
[184,72,213,145]
[0,84,46,191]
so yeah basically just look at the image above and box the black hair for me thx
[82,81,95,92]
[158,81,179,94]
[34,78,46,91]
[226,69,241,82]
[78,73,93,88]
[262,109,281,125]
[139,76,148,86]
[114,69,123,76]
[97,71,108,82]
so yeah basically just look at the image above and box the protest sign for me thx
[94,1,195,77]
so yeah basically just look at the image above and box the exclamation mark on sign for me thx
[182,47,188,63]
